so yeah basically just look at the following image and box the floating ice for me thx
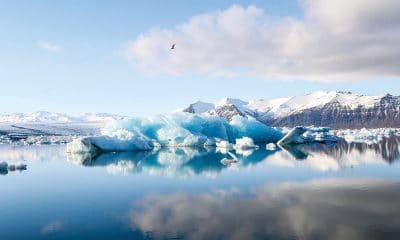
[68,113,283,153]
[234,137,258,150]
[333,128,400,144]
[278,126,337,146]
[278,127,307,145]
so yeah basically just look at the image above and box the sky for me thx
[1,0,399,116]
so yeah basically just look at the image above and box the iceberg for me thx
[278,126,337,146]
[278,127,308,145]
[68,113,283,153]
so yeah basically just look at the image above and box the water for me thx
[1,137,400,239]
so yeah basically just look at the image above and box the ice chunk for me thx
[302,127,336,142]
[266,143,277,151]
[234,137,258,150]
[333,128,400,144]
[278,127,307,145]
[68,113,282,153]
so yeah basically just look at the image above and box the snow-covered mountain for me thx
[0,111,126,142]
[178,91,400,128]
[0,111,124,123]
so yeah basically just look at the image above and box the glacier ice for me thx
[67,113,283,153]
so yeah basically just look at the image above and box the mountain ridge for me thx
[178,91,400,128]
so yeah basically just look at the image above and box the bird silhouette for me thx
[171,44,175,49]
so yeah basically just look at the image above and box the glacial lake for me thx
[1,137,400,240]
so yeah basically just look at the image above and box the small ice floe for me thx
[220,152,239,166]
[234,137,258,150]
[266,142,277,151]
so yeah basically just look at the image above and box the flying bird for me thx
[171,44,175,49]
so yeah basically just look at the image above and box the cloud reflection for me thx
[129,179,400,240]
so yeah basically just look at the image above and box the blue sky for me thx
[1,0,399,116]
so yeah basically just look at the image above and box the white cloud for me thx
[127,1,400,82]
[38,40,61,53]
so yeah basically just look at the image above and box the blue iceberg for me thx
[67,113,284,153]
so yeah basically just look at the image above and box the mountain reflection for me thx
[299,137,400,162]
[67,137,400,176]
[128,179,400,240]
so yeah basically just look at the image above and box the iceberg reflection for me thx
[67,137,400,176]
[68,147,273,178]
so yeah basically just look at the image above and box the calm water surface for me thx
[1,138,400,239]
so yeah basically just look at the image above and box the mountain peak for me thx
[177,91,400,128]
[216,97,248,107]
